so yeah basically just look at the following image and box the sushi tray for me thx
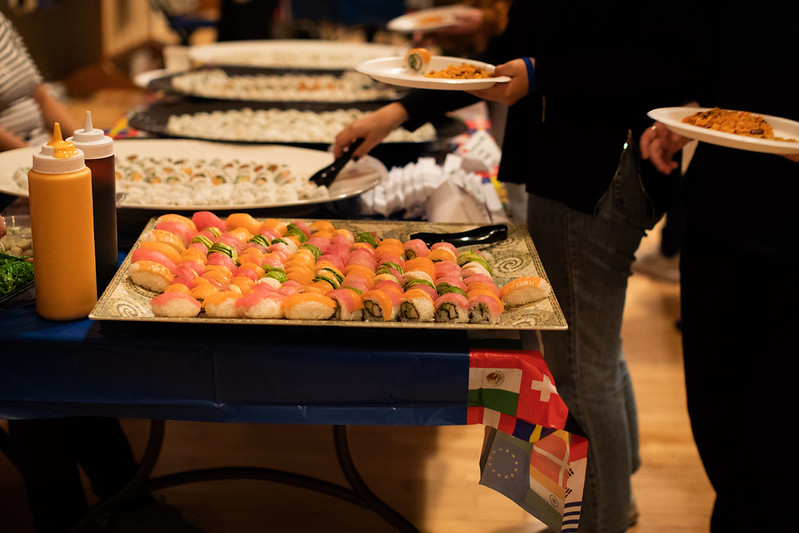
[90,217,567,331]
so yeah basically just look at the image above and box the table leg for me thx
[70,420,419,532]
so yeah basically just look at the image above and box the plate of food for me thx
[387,5,481,32]
[356,50,510,91]
[647,106,799,155]
[0,139,383,212]
[188,39,407,70]
[90,216,566,331]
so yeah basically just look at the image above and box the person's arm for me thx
[33,84,80,138]
[0,126,29,151]
[333,102,409,159]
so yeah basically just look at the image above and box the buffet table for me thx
[0,282,585,532]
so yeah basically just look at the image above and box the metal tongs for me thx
[410,224,508,247]
[309,138,365,188]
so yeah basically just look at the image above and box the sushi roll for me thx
[500,276,552,306]
[403,238,430,260]
[457,249,493,276]
[129,259,175,292]
[468,292,505,324]
[282,292,337,320]
[202,290,241,318]
[150,291,202,318]
[326,288,364,321]
[404,47,432,74]
[399,288,435,322]
[433,293,471,323]
[361,288,401,321]
[236,289,286,319]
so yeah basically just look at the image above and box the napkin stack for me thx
[358,153,505,223]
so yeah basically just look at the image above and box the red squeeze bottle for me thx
[68,111,118,296]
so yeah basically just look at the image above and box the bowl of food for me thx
[0,214,32,258]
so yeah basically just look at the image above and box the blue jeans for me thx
[521,139,656,532]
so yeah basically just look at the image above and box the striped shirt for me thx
[1,11,46,146]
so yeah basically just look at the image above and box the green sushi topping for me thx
[209,242,238,261]
[405,278,435,290]
[264,269,288,283]
[319,267,344,284]
[341,285,362,295]
[435,282,467,296]
[248,234,271,248]
[354,232,377,248]
[190,235,213,250]
[285,223,308,243]
[457,250,492,275]
[206,227,222,238]
[300,243,321,261]
[270,238,287,246]
[376,261,404,275]
[313,274,338,289]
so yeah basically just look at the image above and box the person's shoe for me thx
[105,499,205,533]
[632,250,680,283]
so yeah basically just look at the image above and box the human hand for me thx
[640,122,691,174]
[333,102,409,160]
[465,58,531,106]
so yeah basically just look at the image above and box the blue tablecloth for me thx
[0,289,471,425]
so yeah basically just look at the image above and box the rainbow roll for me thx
[468,292,504,324]
[361,288,401,321]
[326,288,364,321]
[399,288,435,322]
[433,293,470,323]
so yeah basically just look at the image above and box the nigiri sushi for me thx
[236,289,286,319]
[129,259,174,292]
[202,290,241,318]
[500,276,551,306]
[282,292,336,320]
[150,291,202,318]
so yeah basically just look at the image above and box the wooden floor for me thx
[0,90,714,532]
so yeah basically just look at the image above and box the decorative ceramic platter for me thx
[356,56,510,91]
[648,107,799,155]
[90,219,567,331]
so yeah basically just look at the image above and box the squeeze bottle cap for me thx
[67,111,114,159]
[32,123,85,174]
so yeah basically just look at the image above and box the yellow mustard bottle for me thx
[28,123,98,320]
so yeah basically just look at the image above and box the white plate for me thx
[356,56,510,91]
[0,139,383,211]
[387,6,481,32]
[647,107,799,155]
[188,39,407,70]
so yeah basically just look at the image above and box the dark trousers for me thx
[680,224,798,531]
[7,417,143,533]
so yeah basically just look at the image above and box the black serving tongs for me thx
[410,224,508,247]
[310,138,365,188]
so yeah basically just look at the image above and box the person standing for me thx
[640,3,799,530]
[335,1,695,530]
